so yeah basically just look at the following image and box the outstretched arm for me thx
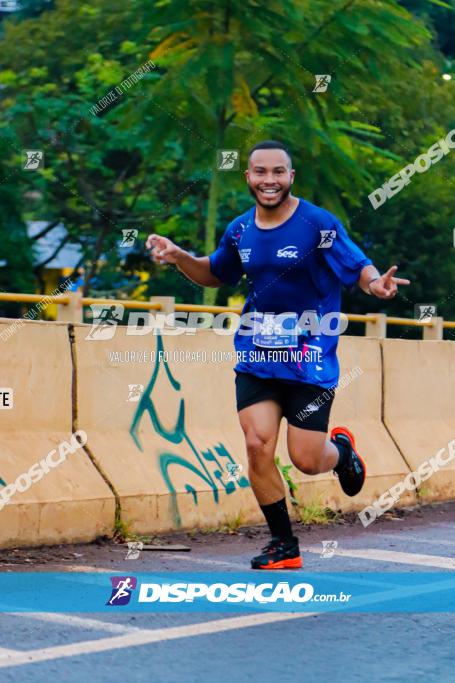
[145,234,223,288]
[358,264,410,299]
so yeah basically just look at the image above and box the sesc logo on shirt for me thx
[239,248,251,263]
[276,245,298,258]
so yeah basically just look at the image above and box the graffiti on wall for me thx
[129,334,249,526]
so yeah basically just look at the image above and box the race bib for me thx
[252,313,299,349]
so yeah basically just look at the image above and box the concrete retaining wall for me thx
[0,319,115,547]
[0,319,453,547]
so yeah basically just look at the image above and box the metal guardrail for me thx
[0,293,71,304]
[0,291,453,338]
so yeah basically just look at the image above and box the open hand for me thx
[368,265,410,299]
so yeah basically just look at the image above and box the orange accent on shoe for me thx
[330,426,367,477]
[331,426,356,449]
[258,556,303,570]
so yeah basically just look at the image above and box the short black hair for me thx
[248,140,292,166]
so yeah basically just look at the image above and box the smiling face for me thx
[245,148,295,209]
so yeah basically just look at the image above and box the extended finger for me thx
[146,234,158,249]
[383,265,398,281]
[392,277,411,285]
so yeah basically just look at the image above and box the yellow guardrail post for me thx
[365,313,386,338]
[150,296,175,315]
[423,316,444,340]
[57,291,83,323]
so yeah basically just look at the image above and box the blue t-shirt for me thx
[209,198,372,388]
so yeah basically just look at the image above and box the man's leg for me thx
[284,383,366,496]
[238,400,302,569]
[238,400,283,505]
[287,427,339,475]
[287,424,366,496]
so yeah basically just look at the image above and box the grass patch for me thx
[218,511,244,534]
[196,511,245,535]
[298,499,339,525]
[417,485,433,500]
[113,517,134,542]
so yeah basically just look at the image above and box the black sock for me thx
[333,438,350,472]
[260,497,293,541]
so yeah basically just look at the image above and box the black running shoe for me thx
[331,426,366,497]
[251,536,303,570]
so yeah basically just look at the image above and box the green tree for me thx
[133,0,432,303]
[0,158,34,298]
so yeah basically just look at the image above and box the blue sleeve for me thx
[320,214,372,287]
[209,223,244,286]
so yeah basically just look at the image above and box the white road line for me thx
[0,649,16,658]
[9,613,141,634]
[0,612,317,668]
[376,533,455,548]
[301,546,455,569]
[164,554,245,569]
[34,565,113,573]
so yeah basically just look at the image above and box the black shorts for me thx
[235,371,335,432]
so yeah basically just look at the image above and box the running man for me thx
[146,140,410,570]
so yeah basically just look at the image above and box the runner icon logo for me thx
[85,304,124,341]
[415,304,436,324]
[126,542,143,560]
[320,540,337,558]
[107,576,137,606]
[217,150,240,171]
[127,384,144,402]
[120,229,138,247]
[313,75,331,93]
[318,230,336,248]
[23,150,44,170]
[225,463,243,482]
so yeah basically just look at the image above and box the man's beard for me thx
[247,182,292,209]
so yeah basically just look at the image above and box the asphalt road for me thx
[1,502,455,683]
